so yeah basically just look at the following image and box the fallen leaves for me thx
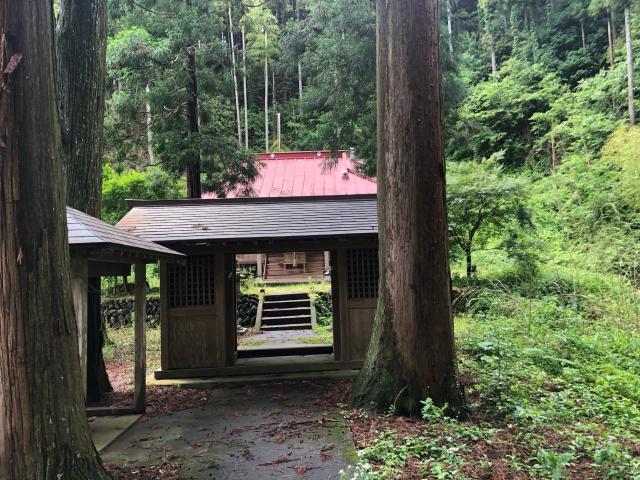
[105,461,181,480]
[258,453,296,467]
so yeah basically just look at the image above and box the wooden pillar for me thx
[330,249,342,361]
[134,261,146,413]
[159,260,169,371]
[256,253,263,278]
[223,253,236,366]
[70,257,88,397]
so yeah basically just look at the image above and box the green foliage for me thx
[309,291,333,326]
[104,1,257,194]
[601,125,640,207]
[285,0,377,172]
[101,163,183,223]
[450,60,568,168]
[447,158,532,276]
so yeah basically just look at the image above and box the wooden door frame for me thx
[224,252,237,366]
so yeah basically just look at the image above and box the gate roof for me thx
[117,195,378,246]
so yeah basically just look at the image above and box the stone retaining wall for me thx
[102,294,260,329]
[237,294,259,327]
[101,297,161,328]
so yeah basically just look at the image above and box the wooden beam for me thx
[154,359,364,380]
[86,405,140,417]
[87,260,130,277]
[134,261,146,413]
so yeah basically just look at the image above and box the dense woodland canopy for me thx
[104,0,639,277]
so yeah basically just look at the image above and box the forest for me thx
[0,0,639,478]
[102,0,639,477]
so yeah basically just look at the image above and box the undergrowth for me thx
[343,264,640,479]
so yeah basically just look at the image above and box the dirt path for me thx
[102,382,357,479]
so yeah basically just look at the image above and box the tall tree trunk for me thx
[550,127,558,172]
[57,0,112,402]
[272,68,276,146]
[608,8,616,67]
[57,0,106,217]
[581,18,587,49]
[242,26,249,149]
[466,249,473,278]
[0,0,109,477]
[352,0,465,416]
[228,3,242,146]
[186,44,201,198]
[145,83,155,165]
[490,33,498,73]
[264,28,269,152]
[185,0,201,198]
[625,5,636,126]
[277,111,281,150]
[298,59,303,115]
[447,0,453,53]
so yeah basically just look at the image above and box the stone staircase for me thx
[260,293,313,331]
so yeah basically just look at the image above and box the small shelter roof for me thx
[67,207,184,260]
[117,194,378,245]
[202,150,377,198]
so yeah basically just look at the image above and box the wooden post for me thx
[159,260,169,371]
[70,257,89,397]
[256,253,263,278]
[330,249,342,361]
[134,261,147,413]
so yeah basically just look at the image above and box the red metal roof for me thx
[203,150,376,198]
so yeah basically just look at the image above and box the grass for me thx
[312,323,334,344]
[345,260,640,479]
[240,279,331,296]
[238,337,268,347]
[103,324,162,372]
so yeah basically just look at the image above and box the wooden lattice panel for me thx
[347,248,379,299]
[167,255,215,308]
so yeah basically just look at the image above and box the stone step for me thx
[262,307,311,318]
[261,323,313,331]
[261,315,312,326]
[237,344,333,358]
[263,292,308,302]
[263,299,310,309]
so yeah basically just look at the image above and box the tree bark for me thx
[298,59,303,115]
[447,0,454,54]
[466,250,473,278]
[57,0,106,217]
[264,28,269,152]
[625,5,635,126]
[351,0,465,416]
[86,277,110,403]
[490,33,498,74]
[608,8,616,67]
[0,1,109,478]
[145,83,155,164]
[186,43,201,198]
[272,67,276,146]
[57,0,112,402]
[242,26,249,149]
[185,0,201,198]
[229,3,242,146]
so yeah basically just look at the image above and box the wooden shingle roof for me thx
[117,195,378,244]
[67,207,184,259]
